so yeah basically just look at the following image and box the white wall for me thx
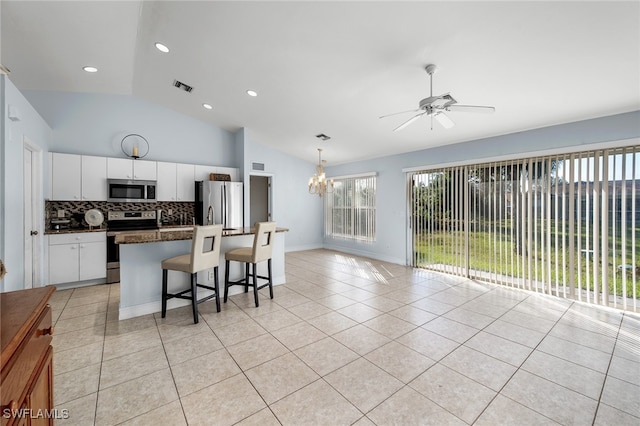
[324,110,640,265]
[241,129,324,252]
[1,76,52,292]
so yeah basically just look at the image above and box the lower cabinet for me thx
[48,232,106,284]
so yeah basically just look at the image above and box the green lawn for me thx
[414,223,639,299]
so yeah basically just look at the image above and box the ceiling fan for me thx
[380,64,495,131]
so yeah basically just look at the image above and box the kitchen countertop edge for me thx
[44,227,107,235]
[115,227,289,244]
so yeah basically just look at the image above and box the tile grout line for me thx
[465,294,572,425]
[590,312,624,426]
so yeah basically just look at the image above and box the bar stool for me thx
[224,222,277,307]
[161,224,223,323]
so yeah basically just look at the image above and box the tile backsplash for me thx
[46,201,195,228]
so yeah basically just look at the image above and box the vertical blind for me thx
[409,146,639,312]
[325,175,376,241]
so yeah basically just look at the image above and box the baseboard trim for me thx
[118,274,285,320]
[321,244,405,266]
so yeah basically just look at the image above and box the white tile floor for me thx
[49,249,640,425]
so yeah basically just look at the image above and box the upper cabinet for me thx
[49,153,238,202]
[176,163,195,201]
[50,153,107,201]
[50,153,81,200]
[107,158,157,180]
[134,160,157,180]
[81,156,108,200]
[156,162,177,201]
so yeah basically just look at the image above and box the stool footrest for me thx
[162,266,221,324]
[165,284,219,304]
[224,258,274,308]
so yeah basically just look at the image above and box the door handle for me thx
[30,230,39,236]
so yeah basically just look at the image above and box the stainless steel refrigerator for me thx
[195,181,244,228]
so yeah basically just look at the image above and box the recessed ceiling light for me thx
[83,66,98,73]
[202,103,213,110]
[155,42,169,53]
[247,90,258,97]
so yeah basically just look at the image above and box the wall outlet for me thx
[57,209,65,218]
[168,209,173,216]
[208,271,215,281]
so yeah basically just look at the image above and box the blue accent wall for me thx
[324,111,640,265]
[22,90,237,166]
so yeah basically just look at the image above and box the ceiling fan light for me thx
[82,66,98,73]
[247,90,258,97]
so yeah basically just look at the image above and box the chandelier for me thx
[308,148,334,196]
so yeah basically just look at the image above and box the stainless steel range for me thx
[106,210,158,284]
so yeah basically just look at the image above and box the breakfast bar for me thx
[115,226,288,320]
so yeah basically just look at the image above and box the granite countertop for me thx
[115,226,289,244]
[44,226,107,235]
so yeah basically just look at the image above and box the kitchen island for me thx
[115,226,288,320]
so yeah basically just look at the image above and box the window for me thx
[409,145,640,312]
[325,174,376,241]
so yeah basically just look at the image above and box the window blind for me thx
[325,175,376,242]
[409,146,639,312]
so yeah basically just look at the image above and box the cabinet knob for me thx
[37,325,54,337]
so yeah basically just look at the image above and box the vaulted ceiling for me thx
[2,1,639,164]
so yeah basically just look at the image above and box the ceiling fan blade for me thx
[434,111,455,129]
[393,112,427,132]
[446,105,495,114]
[379,108,420,119]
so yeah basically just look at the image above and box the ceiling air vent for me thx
[252,162,265,171]
[173,79,193,93]
[315,133,331,141]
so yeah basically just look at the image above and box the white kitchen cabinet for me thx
[157,162,177,201]
[79,241,107,280]
[48,232,106,284]
[81,155,107,200]
[50,153,82,200]
[107,158,157,180]
[176,163,195,201]
[133,160,157,180]
[50,153,107,201]
[107,158,133,179]
[48,243,79,284]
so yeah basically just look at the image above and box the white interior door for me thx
[23,140,42,289]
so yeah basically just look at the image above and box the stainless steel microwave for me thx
[107,179,156,202]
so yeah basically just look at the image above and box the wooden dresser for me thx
[1,286,55,426]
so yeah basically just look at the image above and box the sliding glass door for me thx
[409,145,639,312]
